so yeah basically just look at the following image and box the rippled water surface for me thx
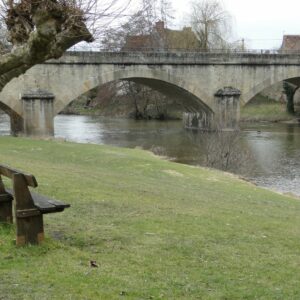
[1,113,300,196]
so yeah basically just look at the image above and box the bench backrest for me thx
[0,165,38,188]
[0,164,39,211]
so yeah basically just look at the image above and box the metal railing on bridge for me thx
[67,45,300,56]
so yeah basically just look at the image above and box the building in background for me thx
[122,21,200,51]
[280,35,300,52]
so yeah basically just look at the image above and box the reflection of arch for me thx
[243,75,300,106]
[54,68,214,115]
[0,101,23,136]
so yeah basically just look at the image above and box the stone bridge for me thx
[2,51,300,135]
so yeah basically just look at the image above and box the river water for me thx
[1,113,300,196]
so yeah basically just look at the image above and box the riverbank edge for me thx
[59,101,298,123]
[59,110,182,121]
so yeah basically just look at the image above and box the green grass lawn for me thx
[241,100,293,122]
[1,137,300,299]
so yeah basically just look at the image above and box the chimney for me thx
[155,21,165,33]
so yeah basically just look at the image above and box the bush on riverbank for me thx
[1,137,300,299]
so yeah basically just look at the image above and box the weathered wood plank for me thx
[0,165,37,187]
[0,191,13,223]
[31,192,70,213]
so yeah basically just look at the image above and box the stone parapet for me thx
[46,51,300,66]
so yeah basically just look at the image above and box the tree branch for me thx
[0,0,93,91]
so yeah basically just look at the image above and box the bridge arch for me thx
[4,51,300,135]
[242,71,300,106]
[54,67,214,116]
[0,101,23,136]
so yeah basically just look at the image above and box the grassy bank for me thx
[1,137,300,299]
[241,98,294,122]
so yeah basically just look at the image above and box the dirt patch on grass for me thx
[163,170,184,177]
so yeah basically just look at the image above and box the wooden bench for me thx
[0,164,70,246]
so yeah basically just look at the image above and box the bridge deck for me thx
[46,51,300,66]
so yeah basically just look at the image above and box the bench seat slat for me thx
[31,192,70,214]
[3,188,70,214]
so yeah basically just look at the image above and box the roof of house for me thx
[122,21,200,51]
[281,35,300,50]
[124,35,152,50]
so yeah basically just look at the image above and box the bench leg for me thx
[0,195,13,224]
[16,212,44,246]
[12,173,45,246]
[0,174,13,223]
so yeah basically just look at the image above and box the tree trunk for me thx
[0,1,93,93]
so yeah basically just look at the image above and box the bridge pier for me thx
[183,87,241,131]
[10,112,24,136]
[21,90,55,137]
[182,111,214,130]
[214,87,241,130]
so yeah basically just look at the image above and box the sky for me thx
[171,0,300,49]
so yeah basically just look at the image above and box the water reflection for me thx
[1,113,300,196]
[242,123,300,195]
[54,116,300,196]
[0,113,10,135]
[55,115,105,144]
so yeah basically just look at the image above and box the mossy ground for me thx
[0,137,300,299]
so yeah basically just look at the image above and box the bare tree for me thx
[87,80,171,120]
[101,7,155,51]
[101,0,159,51]
[189,0,232,50]
[189,129,253,175]
[101,0,176,51]
[158,0,174,26]
[0,0,130,93]
[120,81,169,120]
[99,0,175,120]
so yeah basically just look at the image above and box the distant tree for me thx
[101,0,152,51]
[100,0,177,120]
[101,0,175,51]
[125,82,150,119]
[81,80,172,120]
[189,0,232,50]
[158,0,174,26]
[101,8,155,51]
[121,81,170,120]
